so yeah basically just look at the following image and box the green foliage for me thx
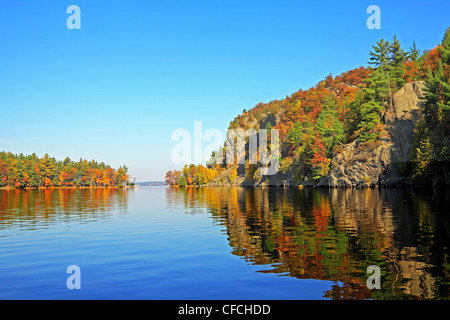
[422,60,450,162]
[357,101,384,142]
[363,67,391,102]
[369,39,391,68]
[410,27,450,181]
[280,157,293,174]
[441,27,450,65]
[409,41,421,62]
[390,35,409,66]
[315,96,345,155]
[286,119,315,155]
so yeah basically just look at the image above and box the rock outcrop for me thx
[324,81,426,188]
[209,81,429,188]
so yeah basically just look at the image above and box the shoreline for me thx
[168,184,448,189]
[0,186,135,191]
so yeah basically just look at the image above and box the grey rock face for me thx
[210,82,429,188]
[325,81,426,188]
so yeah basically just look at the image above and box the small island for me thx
[0,151,132,189]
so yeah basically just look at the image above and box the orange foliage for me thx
[422,46,441,75]
[340,67,371,86]
[403,60,421,82]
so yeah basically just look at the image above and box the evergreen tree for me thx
[39,154,56,187]
[363,67,391,102]
[315,96,345,155]
[422,61,450,161]
[357,101,385,142]
[441,27,450,65]
[286,119,315,155]
[369,39,391,69]
[15,160,25,188]
[390,35,408,66]
[388,36,407,90]
[409,41,421,62]
[423,60,450,127]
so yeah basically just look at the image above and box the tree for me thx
[363,67,390,102]
[39,154,56,187]
[409,41,421,62]
[441,27,450,65]
[0,159,7,187]
[423,60,450,161]
[116,165,129,187]
[315,96,345,155]
[369,39,391,68]
[0,152,131,189]
[102,167,116,186]
[358,101,385,142]
[309,134,331,180]
[388,36,407,90]
[286,118,315,155]
[403,60,421,82]
[423,61,450,127]
[390,35,408,66]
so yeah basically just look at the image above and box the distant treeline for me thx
[0,151,131,189]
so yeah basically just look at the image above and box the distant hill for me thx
[135,181,166,186]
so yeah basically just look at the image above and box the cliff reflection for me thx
[0,189,129,230]
[166,187,450,300]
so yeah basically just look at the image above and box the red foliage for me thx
[403,60,421,82]
[340,67,371,86]
[422,46,441,75]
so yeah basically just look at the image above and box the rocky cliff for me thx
[324,81,426,188]
[210,81,428,188]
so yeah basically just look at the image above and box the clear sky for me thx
[1,0,449,181]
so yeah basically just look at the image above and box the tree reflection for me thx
[0,188,129,229]
[166,187,450,300]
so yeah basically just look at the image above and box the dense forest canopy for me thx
[0,151,131,189]
[166,28,450,187]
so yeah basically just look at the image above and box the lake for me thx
[0,187,449,300]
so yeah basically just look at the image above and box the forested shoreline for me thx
[166,28,450,188]
[0,151,132,189]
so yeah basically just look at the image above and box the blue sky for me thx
[0,0,449,181]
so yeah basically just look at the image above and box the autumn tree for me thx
[0,152,132,189]
[39,154,56,187]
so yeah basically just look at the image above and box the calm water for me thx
[0,187,450,300]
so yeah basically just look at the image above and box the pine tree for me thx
[388,36,407,91]
[364,67,390,102]
[424,61,450,126]
[423,60,450,161]
[366,37,407,103]
[390,35,408,66]
[315,96,345,155]
[39,154,56,187]
[409,41,421,62]
[15,160,25,188]
[441,27,450,65]
[369,39,391,69]
[358,101,385,142]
